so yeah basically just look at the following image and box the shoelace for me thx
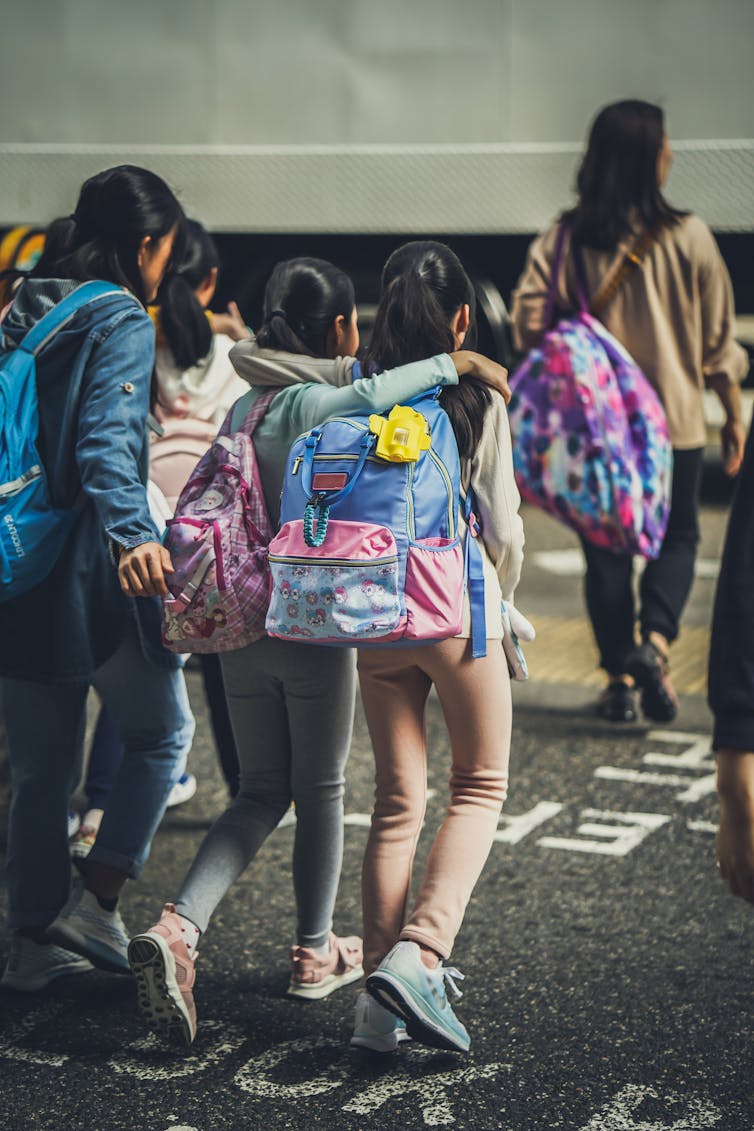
[427,964,465,1003]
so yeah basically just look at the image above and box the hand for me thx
[118,541,174,598]
[721,417,746,477]
[716,750,754,902]
[210,302,249,342]
[450,350,511,404]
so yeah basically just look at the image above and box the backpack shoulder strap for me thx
[588,228,658,317]
[18,281,130,357]
[227,388,277,436]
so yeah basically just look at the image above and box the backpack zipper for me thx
[269,552,398,567]
[427,448,456,535]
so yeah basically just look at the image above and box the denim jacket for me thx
[0,278,179,683]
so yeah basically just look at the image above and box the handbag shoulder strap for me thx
[588,228,658,317]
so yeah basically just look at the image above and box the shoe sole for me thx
[365,971,470,1053]
[350,1027,410,1053]
[128,934,196,1047]
[46,920,130,975]
[625,654,678,723]
[287,962,363,1000]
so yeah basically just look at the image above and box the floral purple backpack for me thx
[161,390,277,653]
[508,223,672,558]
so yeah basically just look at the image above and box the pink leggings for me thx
[357,637,511,975]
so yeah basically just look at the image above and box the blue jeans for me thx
[3,620,194,930]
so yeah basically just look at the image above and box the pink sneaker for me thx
[128,903,198,1046]
[288,932,363,1000]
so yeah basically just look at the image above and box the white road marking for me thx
[578,1084,721,1129]
[493,801,564,844]
[234,1036,508,1126]
[596,731,715,804]
[342,1054,506,1126]
[108,1022,246,1081]
[234,1037,350,1099]
[539,809,671,856]
[687,820,718,835]
[644,732,712,767]
[594,766,716,804]
[0,1002,70,1067]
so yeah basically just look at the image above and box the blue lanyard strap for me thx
[300,429,375,507]
[464,488,486,659]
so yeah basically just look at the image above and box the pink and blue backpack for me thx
[265,382,486,656]
[508,223,672,558]
[161,390,277,653]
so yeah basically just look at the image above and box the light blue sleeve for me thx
[289,354,458,434]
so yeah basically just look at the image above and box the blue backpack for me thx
[265,386,487,656]
[0,281,125,602]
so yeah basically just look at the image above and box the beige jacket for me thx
[457,391,524,638]
[510,214,749,449]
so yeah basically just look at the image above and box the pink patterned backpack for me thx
[508,223,672,558]
[161,390,276,653]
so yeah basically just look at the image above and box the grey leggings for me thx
[175,637,356,948]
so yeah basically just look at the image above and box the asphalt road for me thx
[1,500,752,1131]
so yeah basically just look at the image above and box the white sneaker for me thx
[351,989,411,1052]
[166,772,197,809]
[46,877,130,974]
[1,933,93,992]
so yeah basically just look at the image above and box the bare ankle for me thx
[647,631,670,659]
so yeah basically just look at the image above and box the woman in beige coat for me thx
[511,99,748,725]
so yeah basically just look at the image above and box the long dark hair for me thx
[31,164,184,304]
[365,241,489,457]
[255,257,355,358]
[565,100,686,249]
[157,219,217,369]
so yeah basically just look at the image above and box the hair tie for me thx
[269,308,290,323]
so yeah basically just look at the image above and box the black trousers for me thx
[580,448,703,677]
[709,423,754,750]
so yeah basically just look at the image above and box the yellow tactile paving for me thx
[526,615,710,695]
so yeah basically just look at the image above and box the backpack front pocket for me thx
[266,519,403,641]
[404,537,464,639]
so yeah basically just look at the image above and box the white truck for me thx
[1,0,752,342]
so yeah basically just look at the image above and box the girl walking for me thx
[511,99,748,724]
[0,165,195,992]
[352,240,525,1054]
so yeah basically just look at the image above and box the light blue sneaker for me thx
[46,877,130,974]
[365,941,470,1053]
[350,990,411,1052]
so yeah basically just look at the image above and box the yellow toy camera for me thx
[368,405,431,463]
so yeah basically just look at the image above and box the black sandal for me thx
[625,641,678,723]
[596,680,638,723]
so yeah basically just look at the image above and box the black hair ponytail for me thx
[32,165,184,303]
[365,241,490,458]
[255,257,355,358]
[157,219,217,369]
